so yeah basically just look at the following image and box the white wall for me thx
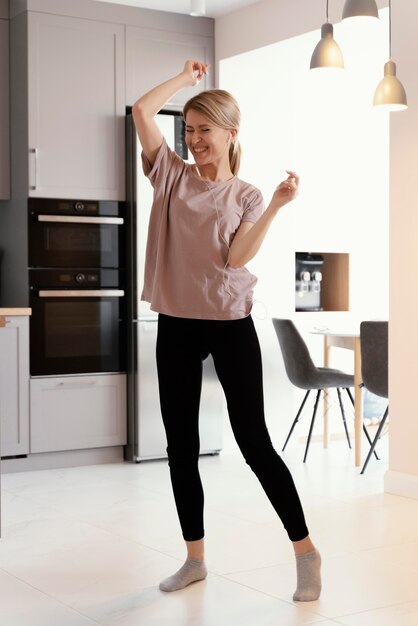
[217,0,418,496]
[217,6,390,447]
[385,0,418,498]
[215,0,388,67]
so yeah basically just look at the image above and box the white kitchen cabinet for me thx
[25,12,125,200]
[0,17,10,200]
[0,316,30,457]
[30,374,127,453]
[126,26,214,107]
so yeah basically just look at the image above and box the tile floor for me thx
[1,420,418,626]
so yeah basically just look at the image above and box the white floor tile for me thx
[89,575,325,626]
[0,520,184,602]
[0,568,99,626]
[0,429,416,626]
[226,547,418,619]
[336,600,418,626]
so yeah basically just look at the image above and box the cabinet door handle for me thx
[29,148,38,190]
[57,380,98,387]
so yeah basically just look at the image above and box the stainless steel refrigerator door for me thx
[136,318,224,461]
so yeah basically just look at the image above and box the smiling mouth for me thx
[193,147,208,155]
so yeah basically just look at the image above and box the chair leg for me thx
[360,406,389,474]
[337,388,351,449]
[344,388,379,460]
[303,389,322,463]
[282,390,311,451]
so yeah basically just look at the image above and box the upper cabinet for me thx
[11,11,125,201]
[8,2,214,201]
[0,17,10,200]
[126,27,214,107]
[27,13,125,200]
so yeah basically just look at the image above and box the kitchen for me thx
[0,0,217,470]
[0,3,417,620]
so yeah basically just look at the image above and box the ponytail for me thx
[229,140,241,177]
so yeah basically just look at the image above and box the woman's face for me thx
[185,109,234,169]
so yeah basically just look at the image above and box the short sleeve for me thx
[242,187,265,224]
[141,138,185,188]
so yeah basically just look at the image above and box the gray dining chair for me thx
[359,321,389,474]
[272,318,377,463]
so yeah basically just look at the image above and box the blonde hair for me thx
[183,89,242,176]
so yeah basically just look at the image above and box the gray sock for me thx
[293,549,321,602]
[159,557,208,592]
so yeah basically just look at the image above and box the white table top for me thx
[310,329,359,337]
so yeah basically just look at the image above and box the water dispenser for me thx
[295,252,324,311]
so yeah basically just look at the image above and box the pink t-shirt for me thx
[141,139,264,320]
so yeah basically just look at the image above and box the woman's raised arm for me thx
[132,60,208,165]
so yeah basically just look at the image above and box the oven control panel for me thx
[29,269,123,289]
[75,272,99,284]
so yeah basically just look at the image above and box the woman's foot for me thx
[293,549,321,601]
[159,557,208,592]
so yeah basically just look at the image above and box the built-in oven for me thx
[29,269,126,376]
[28,198,125,269]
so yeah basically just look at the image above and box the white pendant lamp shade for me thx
[310,22,344,69]
[373,1,407,111]
[190,0,205,16]
[373,60,407,110]
[342,0,379,20]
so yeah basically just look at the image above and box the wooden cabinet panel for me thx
[126,26,214,107]
[0,317,30,457]
[27,13,125,200]
[30,374,127,453]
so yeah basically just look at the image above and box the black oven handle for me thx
[38,290,125,298]
[36,215,124,225]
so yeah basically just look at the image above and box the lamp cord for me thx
[326,0,329,22]
[389,0,392,59]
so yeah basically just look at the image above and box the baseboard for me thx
[384,470,418,500]
[1,446,125,474]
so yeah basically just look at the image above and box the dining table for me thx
[310,329,362,467]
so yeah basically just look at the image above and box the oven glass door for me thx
[29,216,123,268]
[30,290,126,376]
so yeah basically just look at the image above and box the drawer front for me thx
[30,374,126,453]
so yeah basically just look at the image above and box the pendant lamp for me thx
[190,0,205,16]
[310,0,344,70]
[373,0,407,111]
[342,0,379,21]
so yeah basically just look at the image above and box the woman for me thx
[132,60,321,602]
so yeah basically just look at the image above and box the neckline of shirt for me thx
[189,164,237,188]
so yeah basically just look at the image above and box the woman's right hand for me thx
[182,60,208,87]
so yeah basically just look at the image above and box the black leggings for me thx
[156,313,309,543]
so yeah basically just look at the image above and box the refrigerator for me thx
[125,109,224,462]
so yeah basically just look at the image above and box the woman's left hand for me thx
[271,170,300,209]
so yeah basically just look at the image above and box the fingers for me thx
[271,170,300,208]
[283,170,299,194]
[286,169,300,185]
[186,60,208,81]
[192,61,208,73]
[275,175,299,200]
